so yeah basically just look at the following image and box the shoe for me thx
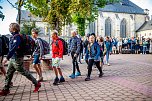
[10,82,13,88]
[38,77,43,82]
[99,73,104,78]
[75,72,81,77]
[107,63,110,66]
[0,89,10,96]
[85,77,90,81]
[33,82,41,92]
[69,74,75,79]
[53,77,59,85]
[59,77,65,83]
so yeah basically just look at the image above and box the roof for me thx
[136,20,152,32]
[99,0,146,15]
[16,10,42,22]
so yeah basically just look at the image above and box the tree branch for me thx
[6,0,18,9]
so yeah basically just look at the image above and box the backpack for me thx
[14,34,35,55]
[1,35,9,55]
[38,38,50,55]
[55,38,68,55]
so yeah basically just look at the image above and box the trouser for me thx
[106,51,110,63]
[143,46,147,54]
[87,59,102,77]
[71,52,80,74]
[4,58,38,90]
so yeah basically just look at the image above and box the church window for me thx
[120,18,127,38]
[105,17,112,37]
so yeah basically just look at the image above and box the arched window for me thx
[120,19,127,38]
[105,17,112,37]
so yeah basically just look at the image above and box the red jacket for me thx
[52,37,63,58]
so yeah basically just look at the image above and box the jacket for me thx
[52,37,63,58]
[85,42,101,61]
[68,36,81,54]
[6,32,22,60]
[32,38,44,57]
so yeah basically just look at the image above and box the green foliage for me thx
[0,6,4,21]
[24,0,119,36]
[20,21,40,35]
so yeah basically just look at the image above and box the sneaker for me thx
[75,72,81,77]
[69,74,75,79]
[59,77,65,83]
[0,89,10,96]
[107,63,110,66]
[33,82,41,92]
[10,82,13,88]
[38,77,43,82]
[53,77,59,85]
[99,73,104,78]
[85,77,90,81]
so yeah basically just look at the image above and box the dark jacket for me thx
[68,36,81,54]
[6,32,22,60]
[85,42,101,61]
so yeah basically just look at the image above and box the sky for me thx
[0,0,152,35]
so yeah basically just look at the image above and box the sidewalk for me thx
[0,54,152,101]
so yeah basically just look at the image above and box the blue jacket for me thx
[85,42,101,61]
[68,36,81,54]
[6,32,22,60]
[105,41,112,52]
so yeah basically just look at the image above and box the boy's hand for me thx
[3,58,8,65]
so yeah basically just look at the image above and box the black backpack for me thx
[14,34,35,55]
[38,38,50,55]
[1,35,9,55]
[55,38,68,55]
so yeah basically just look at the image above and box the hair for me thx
[99,37,104,42]
[31,28,39,34]
[52,30,58,36]
[71,30,77,34]
[9,23,20,32]
[106,36,109,39]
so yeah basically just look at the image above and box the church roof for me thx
[99,0,146,15]
[136,20,152,32]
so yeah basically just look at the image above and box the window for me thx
[120,18,127,38]
[105,17,112,37]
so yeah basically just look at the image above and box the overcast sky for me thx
[0,0,152,35]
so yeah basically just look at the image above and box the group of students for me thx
[0,22,113,96]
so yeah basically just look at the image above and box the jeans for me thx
[143,46,147,54]
[106,51,110,63]
[71,52,80,74]
[87,59,102,77]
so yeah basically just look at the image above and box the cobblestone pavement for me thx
[0,54,152,101]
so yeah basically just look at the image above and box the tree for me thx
[70,0,119,36]
[0,6,4,21]
[24,0,119,36]
[24,0,72,34]
[20,21,40,35]
[6,0,24,24]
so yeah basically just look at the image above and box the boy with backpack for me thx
[0,23,41,96]
[51,30,65,85]
[31,28,44,82]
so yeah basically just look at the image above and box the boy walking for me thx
[0,23,41,96]
[31,28,44,82]
[51,30,65,85]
